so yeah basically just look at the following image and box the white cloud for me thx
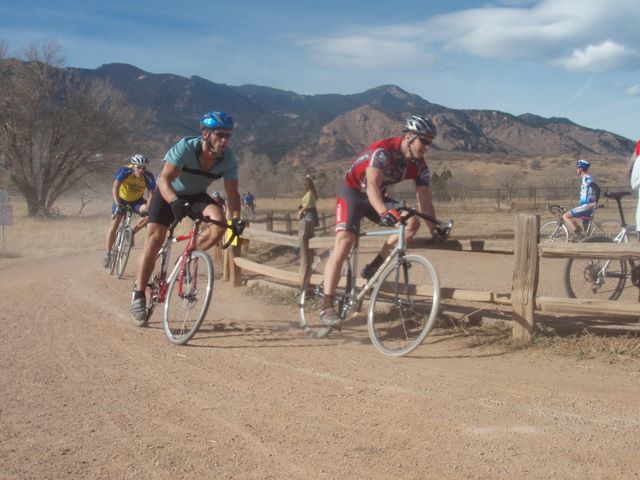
[557,40,635,73]
[299,35,433,69]
[299,0,640,74]
[628,84,640,96]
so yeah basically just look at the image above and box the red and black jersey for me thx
[343,136,430,193]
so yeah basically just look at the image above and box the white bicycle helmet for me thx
[130,154,149,166]
[403,115,437,139]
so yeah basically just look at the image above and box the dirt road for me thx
[1,249,639,479]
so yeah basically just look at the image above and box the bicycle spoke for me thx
[564,236,627,300]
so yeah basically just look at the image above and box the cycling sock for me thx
[322,295,334,310]
[369,254,384,270]
[133,290,145,300]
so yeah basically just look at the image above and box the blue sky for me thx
[1,0,639,140]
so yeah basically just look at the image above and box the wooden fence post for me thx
[223,243,243,287]
[511,213,539,342]
[285,212,292,235]
[299,235,311,286]
[267,210,273,232]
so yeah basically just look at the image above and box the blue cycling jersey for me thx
[164,137,238,195]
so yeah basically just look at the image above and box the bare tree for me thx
[0,40,146,216]
[493,168,523,205]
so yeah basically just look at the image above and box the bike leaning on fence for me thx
[109,204,146,279]
[299,206,454,357]
[539,202,616,243]
[564,191,639,301]
[131,210,244,345]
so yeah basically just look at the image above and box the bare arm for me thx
[416,185,437,232]
[112,180,122,205]
[157,162,182,204]
[365,167,388,215]
[224,179,241,218]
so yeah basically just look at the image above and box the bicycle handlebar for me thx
[395,206,454,239]
[167,205,244,250]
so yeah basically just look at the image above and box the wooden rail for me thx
[222,215,639,344]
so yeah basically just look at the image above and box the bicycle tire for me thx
[564,236,627,301]
[539,221,569,243]
[109,229,120,275]
[367,254,440,357]
[299,249,352,338]
[115,227,133,279]
[163,249,214,345]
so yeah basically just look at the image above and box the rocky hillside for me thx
[74,63,633,169]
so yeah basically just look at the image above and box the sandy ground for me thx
[1,245,640,480]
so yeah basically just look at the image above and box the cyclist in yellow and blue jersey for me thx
[103,154,156,268]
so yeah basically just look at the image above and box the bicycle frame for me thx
[153,221,204,306]
[339,225,406,317]
[338,208,452,318]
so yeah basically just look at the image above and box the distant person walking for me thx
[562,159,600,241]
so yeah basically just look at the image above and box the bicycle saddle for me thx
[604,191,631,200]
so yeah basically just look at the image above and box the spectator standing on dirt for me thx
[297,175,319,240]
[562,159,601,241]
[319,115,446,331]
[130,112,243,323]
[103,154,156,268]
[627,140,640,240]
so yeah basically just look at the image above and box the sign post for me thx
[0,190,12,250]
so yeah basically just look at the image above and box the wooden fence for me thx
[220,214,640,343]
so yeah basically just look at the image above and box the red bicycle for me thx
[132,213,243,345]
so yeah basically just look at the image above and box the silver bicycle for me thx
[539,203,617,243]
[564,191,639,300]
[299,206,453,357]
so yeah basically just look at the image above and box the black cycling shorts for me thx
[335,184,400,234]
[147,191,223,227]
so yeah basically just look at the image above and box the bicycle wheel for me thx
[539,221,568,243]
[299,249,352,338]
[163,250,214,345]
[109,229,121,275]
[115,226,133,279]
[368,254,440,357]
[564,236,627,301]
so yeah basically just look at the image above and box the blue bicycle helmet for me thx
[200,111,234,130]
[576,159,590,171]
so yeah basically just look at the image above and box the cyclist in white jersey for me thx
[562,159,600,240]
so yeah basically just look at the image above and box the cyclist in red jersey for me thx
[320,115,445,330]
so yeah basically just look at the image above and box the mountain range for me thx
[76,63,634,171]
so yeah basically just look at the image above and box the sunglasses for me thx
[212,130,231,140]
[134,166,146,171]
[417,136,433,146]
